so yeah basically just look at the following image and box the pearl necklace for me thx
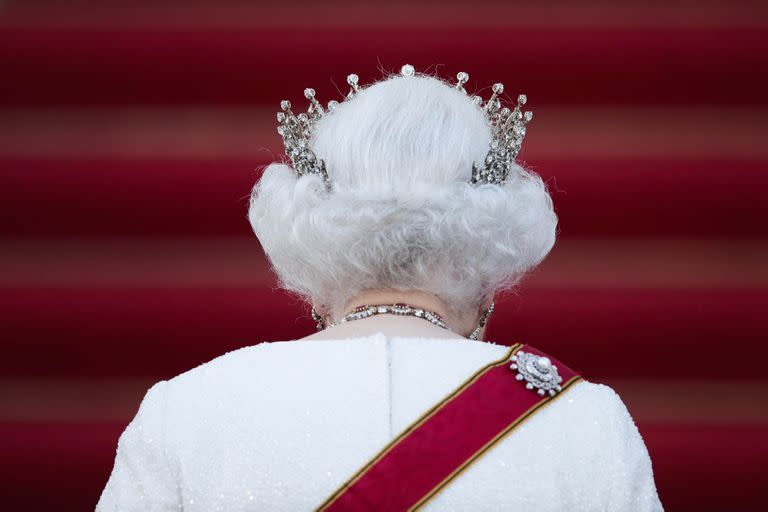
[326,302,450,330]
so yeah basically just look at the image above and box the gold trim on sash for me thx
[317,343,524,511]
[409,374,583,511]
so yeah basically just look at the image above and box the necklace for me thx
[325,302,450,330]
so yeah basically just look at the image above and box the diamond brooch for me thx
[510,351,563,397]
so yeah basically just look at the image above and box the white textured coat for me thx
[97,334,663,511]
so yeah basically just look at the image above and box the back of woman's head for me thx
[248,72,558,318]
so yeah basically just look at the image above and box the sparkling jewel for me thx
[276,63,532,191]
[509,350,564,397]
[455,72,469,90]
[326,303,449,331]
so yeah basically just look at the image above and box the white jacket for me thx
[97,331,663,511]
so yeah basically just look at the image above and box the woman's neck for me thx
[341,289,452,322]
[301,312,467,341]
[315,288,481,339]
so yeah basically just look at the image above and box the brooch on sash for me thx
[510,350,563,397]
[318,344,580,511]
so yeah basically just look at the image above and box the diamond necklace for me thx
[326,302,450,330]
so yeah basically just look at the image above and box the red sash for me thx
[317,343,581,512]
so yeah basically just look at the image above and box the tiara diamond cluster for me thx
[276,64,533,191]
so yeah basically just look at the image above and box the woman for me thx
[97,65,663,511]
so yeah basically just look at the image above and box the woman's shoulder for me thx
[552,379,662,509]
[512,344,635,425]
[567,379,631,413]
[560,379,640,432]
[153,337,641,438]
[508,343,647,450]
[548,377,654,469]
[167,339,320,386]
[173,339,298,377]
[161,336,388,401]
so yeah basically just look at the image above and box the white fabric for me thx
[97,333,663,511]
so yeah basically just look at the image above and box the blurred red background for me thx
[1,1,767,510]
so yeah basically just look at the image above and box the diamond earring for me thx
[311,306,326,331]
[468,302,495,341]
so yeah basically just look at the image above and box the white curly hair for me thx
[248,72,558,319]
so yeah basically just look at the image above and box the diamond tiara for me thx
[276,63,533,191]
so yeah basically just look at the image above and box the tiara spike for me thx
[346,73,360,98]
[276,94,331,190]
[473,81,532,185]
[484,83,504,112]
[455,71,469,94]
[304,88,325,118]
